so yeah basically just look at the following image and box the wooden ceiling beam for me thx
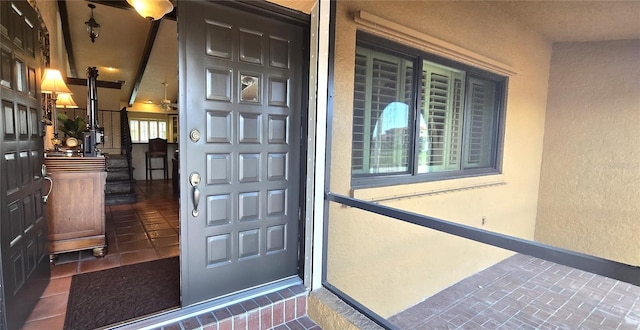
[128,20,161,106]
[57,0,77,77]
[67,77,123,89]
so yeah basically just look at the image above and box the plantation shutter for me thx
[420,62,464,173]
[352,47,412,175]
[463,76,497,168]
[352,52,368,173]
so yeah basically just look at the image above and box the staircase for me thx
[105,108,137,205]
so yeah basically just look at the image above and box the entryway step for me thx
[152,285,321,330]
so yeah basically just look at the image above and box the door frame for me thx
[177,0,311,306]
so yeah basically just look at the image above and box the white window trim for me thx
[353,10,517,77]
[130,118,168,143]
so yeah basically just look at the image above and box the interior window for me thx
[129,118,168,143]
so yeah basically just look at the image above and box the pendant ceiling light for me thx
[85,4,100,43]
[126,0,174,21]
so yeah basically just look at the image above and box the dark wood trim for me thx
[88,0,132,11]
[67,77,122,89]
[128,20,161,106]
[57,0,77,77]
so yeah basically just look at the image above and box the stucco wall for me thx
[535,40,640,266]
[327,1,552,317]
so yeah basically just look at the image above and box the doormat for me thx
[64,257,180,330]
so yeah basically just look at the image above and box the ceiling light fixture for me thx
[85,4,100,43]
[126,0,173,21]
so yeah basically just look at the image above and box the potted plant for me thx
[57,113,86,148]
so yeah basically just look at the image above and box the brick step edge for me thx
[167,285,312,330]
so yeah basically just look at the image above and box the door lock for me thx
[189,129,201,142]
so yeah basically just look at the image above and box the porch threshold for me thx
[307,288,384,330]
[110,277,313,329]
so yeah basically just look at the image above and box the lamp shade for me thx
[41,69,72,94]
[56,93,78,108]
[126,0,173,20]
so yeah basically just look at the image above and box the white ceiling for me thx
[56,0,640,111]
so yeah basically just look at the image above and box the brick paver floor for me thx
[389,254,640,329]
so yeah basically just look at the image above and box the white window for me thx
[129,119,168,143]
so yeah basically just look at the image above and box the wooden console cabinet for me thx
[45,157,107,260]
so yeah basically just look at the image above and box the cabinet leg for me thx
[93,246,107,258]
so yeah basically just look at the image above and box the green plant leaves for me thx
[57,113,87,139]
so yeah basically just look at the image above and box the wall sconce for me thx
[126,0,173,21]
[85,4,100,43]
[41,68,72,151]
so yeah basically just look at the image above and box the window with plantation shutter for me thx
[418,62,465,173]
[464,77,497,168]
[352,46,414,175]
[351,32,506,187]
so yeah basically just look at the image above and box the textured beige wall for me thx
[327,1,552,317]
[535,40,640,266]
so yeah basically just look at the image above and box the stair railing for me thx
[120,107,134,191]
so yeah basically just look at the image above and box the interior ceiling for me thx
[61,0,178,109]
[58,0,639,110]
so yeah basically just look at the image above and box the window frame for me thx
[351,32,507,189]
[129,118,168,143]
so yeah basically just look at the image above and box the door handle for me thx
[189,172,201,217]
[41,164,53,204]
[42,177,53,204]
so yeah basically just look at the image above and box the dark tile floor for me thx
[23,180,179,330]
[389,253,640,329]
[22,180,320,330]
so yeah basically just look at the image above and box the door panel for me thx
[0,1,50,328]
[179,0,305,305]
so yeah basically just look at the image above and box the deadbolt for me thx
[189,172,201,186]
[189,129,201,142]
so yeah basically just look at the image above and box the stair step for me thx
[106,155,129,168]
[106,171,131,182]
[105,181,135,194]
[105,192,137,205]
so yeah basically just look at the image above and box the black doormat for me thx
[64,257,180,330]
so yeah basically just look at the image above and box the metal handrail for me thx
[326,192,640,286]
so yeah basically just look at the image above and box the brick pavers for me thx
[389,254,640,329]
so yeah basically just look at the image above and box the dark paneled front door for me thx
[0,1,50,328]
[178,1,306,305]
